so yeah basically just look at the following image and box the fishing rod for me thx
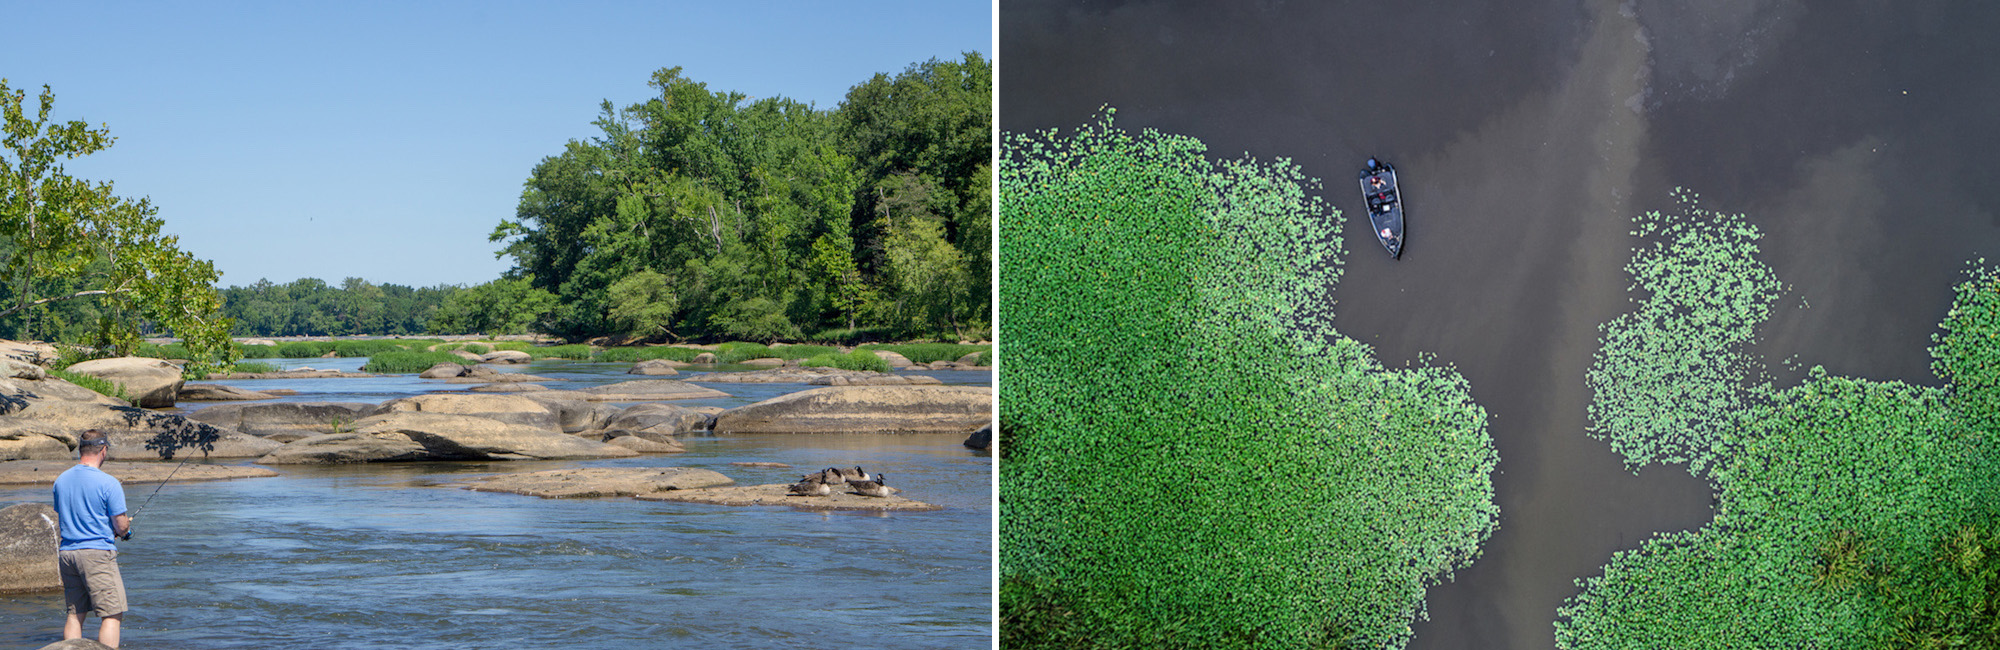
[122,453,192,540]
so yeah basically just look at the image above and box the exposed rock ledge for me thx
[453,467,733,498]
[691,366,942,386]
[0,460,277,486]
[633,483,941,511]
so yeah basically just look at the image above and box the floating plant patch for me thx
[999,110,1500,650]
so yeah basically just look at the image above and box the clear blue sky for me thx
[4,1,992,288]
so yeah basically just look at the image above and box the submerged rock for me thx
[0,502,58,592]
[965,424,993,451]
[633,483,942,511]
[457,467,731,498]
[712,386,992,435]
[605,435,685,453]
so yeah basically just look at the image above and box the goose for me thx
[836,466,871,482]
[848,473,899,498]
[787,475,832,496]
[812,467,846,484]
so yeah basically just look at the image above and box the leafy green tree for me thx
[605,269,679,340]
[426,276,556,335]
[0,79,233,371]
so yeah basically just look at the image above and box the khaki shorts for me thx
[58,549,126,618]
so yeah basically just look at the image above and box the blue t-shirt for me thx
[52,464,126,551]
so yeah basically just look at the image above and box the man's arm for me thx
[112,513,130,539]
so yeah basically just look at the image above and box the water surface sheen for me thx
[1,361,992,649]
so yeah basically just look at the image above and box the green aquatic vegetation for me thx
[801,350,891,373]
[769,344,838,360]
[228,361,277,374]
[359,350,466,373]
[713,342,770,363]
[1000,111,1498,649]
[237,344,278,358]
[1584,188,1784,473]
[856,342,990,364]
[592,346,705,363]
[527,344,593,360]
[1560,196,2000,649]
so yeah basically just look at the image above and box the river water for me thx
[1003,1,2000,648]
[0,359,993,649]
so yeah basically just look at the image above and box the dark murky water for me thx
[1,361,992,649]
[1002,1,2000,648]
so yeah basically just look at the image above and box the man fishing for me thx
[52,429,132,649]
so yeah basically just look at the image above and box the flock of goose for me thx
[787,466,899,498]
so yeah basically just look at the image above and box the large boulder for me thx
[449,350,485,363]
[0,359,46,380]
[480,350,532,364]
[65,357,184,408]
[581,380,729,402]
[0,419,77,460]
[258,412,638,465]
[712,386,993,434]
[628,359,680,376]
[419,363,468,379]
[0,340,56,365]
[691,352,718,364]
[965,424,993,450]
[955,352,985,366]
[601,403,710,441]
[457,467,727,498]
[178,383,277,401]
[36,639,113,650]
[14,401,279,459]
[372,393,559,431]
[0,502,59,592]
[519,395,621,434]
[189,402,377,442]
[870,350,915,369]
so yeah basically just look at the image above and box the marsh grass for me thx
[593,346,704,363]
[858,342,989,364]
[360,350,466,373]
[801,350,890,373]
[528,344,593,360]
[229,361,278,374]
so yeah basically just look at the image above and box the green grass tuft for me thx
[801,350,890,373]
[228,361,278,374]
[528,344,593,360]
[50,369,132,405]
[593,346,705,363]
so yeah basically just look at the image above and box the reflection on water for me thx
[2,359,992,649]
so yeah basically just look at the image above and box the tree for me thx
[0,80,233,371]
[605,269,679,340]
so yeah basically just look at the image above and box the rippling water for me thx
[1,359,993,649]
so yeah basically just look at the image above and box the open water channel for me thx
[0,358,993,649]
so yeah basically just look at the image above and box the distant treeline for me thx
[492,53,991,343]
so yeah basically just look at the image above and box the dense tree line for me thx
[217,278,458,337]
[491,53,991,343]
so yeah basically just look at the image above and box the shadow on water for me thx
[1004,1,2000,648]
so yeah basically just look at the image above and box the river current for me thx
[0,359,993,649]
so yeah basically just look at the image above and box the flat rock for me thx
[628,359,680,375]
[65,357,183,408]
[372,393,560,431]
[870,350,915,369]
[729,462,791,468]
[606,435,685,453]
[36,638,114,650]
[806,374,944,386]
[465,383,548,393]
[0,460,278,486]
[738,357,785,367]
[0,502,58,592]
[600,403,710,441]
[258,412,637,465]
[419,362,468,379]
[0,419,75,460]
[444,373,557,384]
[189,402,376,440]
[481,350,532,364]
[0,377,122,407]
[581,379,729,402]
[179,383,277,401]
[692,367,909,384]
[712,386,992,434]
[633,483,941,511]
[12,402,280,460]
[458,467,731,498]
